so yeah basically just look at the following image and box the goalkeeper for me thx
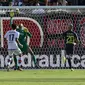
[16,24,39,68]
[16,24,32,54]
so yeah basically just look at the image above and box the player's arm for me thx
[4,38,7,42]
[10,17,13,27]
[4,32,8,41]
[24,28,32,38]
[74,34,79,44]
[16,32,23,48]
[27,31,32,38]
[4,34,7,41]
[3,32,8,48]
[72,32,79,46]
[9,10,14,27]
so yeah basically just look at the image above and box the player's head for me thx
[19,23,24,30]
[68,24,73,30]
[11,23,16,30]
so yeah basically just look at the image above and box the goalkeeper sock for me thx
[14,56,18,69]
[32,55,36,65]
[28,47,37,65]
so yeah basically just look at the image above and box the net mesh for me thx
[0,6,85,69]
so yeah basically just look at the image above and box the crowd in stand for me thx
[0,0,85,6]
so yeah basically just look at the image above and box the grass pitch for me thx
[0,69,85,85]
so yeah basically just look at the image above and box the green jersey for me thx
[17,28,32,44]
[16,28,32,53]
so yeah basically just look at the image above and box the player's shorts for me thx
[18,43,29,54]
[65,44,74,55]
[8,48,22,56]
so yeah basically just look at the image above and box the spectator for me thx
[57,0,67,6]
[48,0,67,6]
[12,0,18,6]
[66,1,72,5]
[9,1,13,6]
[23,0,39,6]
[48,0,68,6]
[78,0,85,5]
[48,0,58,6]
[0,0,10,6]
[18,0,23,6]
[38,0,48,6]
[0,1,2,6]
[12,0,23,6]
[66,0,77,5]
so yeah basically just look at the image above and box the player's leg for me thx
[66,53,74,71]
[22,43,39,68]
[66,54,72,69]
[68,55,74,71]
[28,47,36,63]
[61,50,67,64]
[13,54,18,70]
[18,54,23,71]
[7,56,12,71]
[23,44,39,67]
[7,50,13,71]
[65,45,73,70]
[14,48,23,71]
[28,46,39,68]
[22,44,36,64]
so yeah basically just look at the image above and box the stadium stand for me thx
[0,0,84,6]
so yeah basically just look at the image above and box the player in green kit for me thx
[16,24,39,68]
[16,24,32,54]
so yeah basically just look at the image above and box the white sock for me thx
[7,57,12,66]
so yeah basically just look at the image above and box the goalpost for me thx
[0,6,85,69]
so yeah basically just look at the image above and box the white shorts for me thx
[8,48,22,56]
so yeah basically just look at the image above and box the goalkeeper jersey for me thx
[16,28,32,45]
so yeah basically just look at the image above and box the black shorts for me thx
[65,44,74,55]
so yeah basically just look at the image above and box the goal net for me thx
[0,6,85,69]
